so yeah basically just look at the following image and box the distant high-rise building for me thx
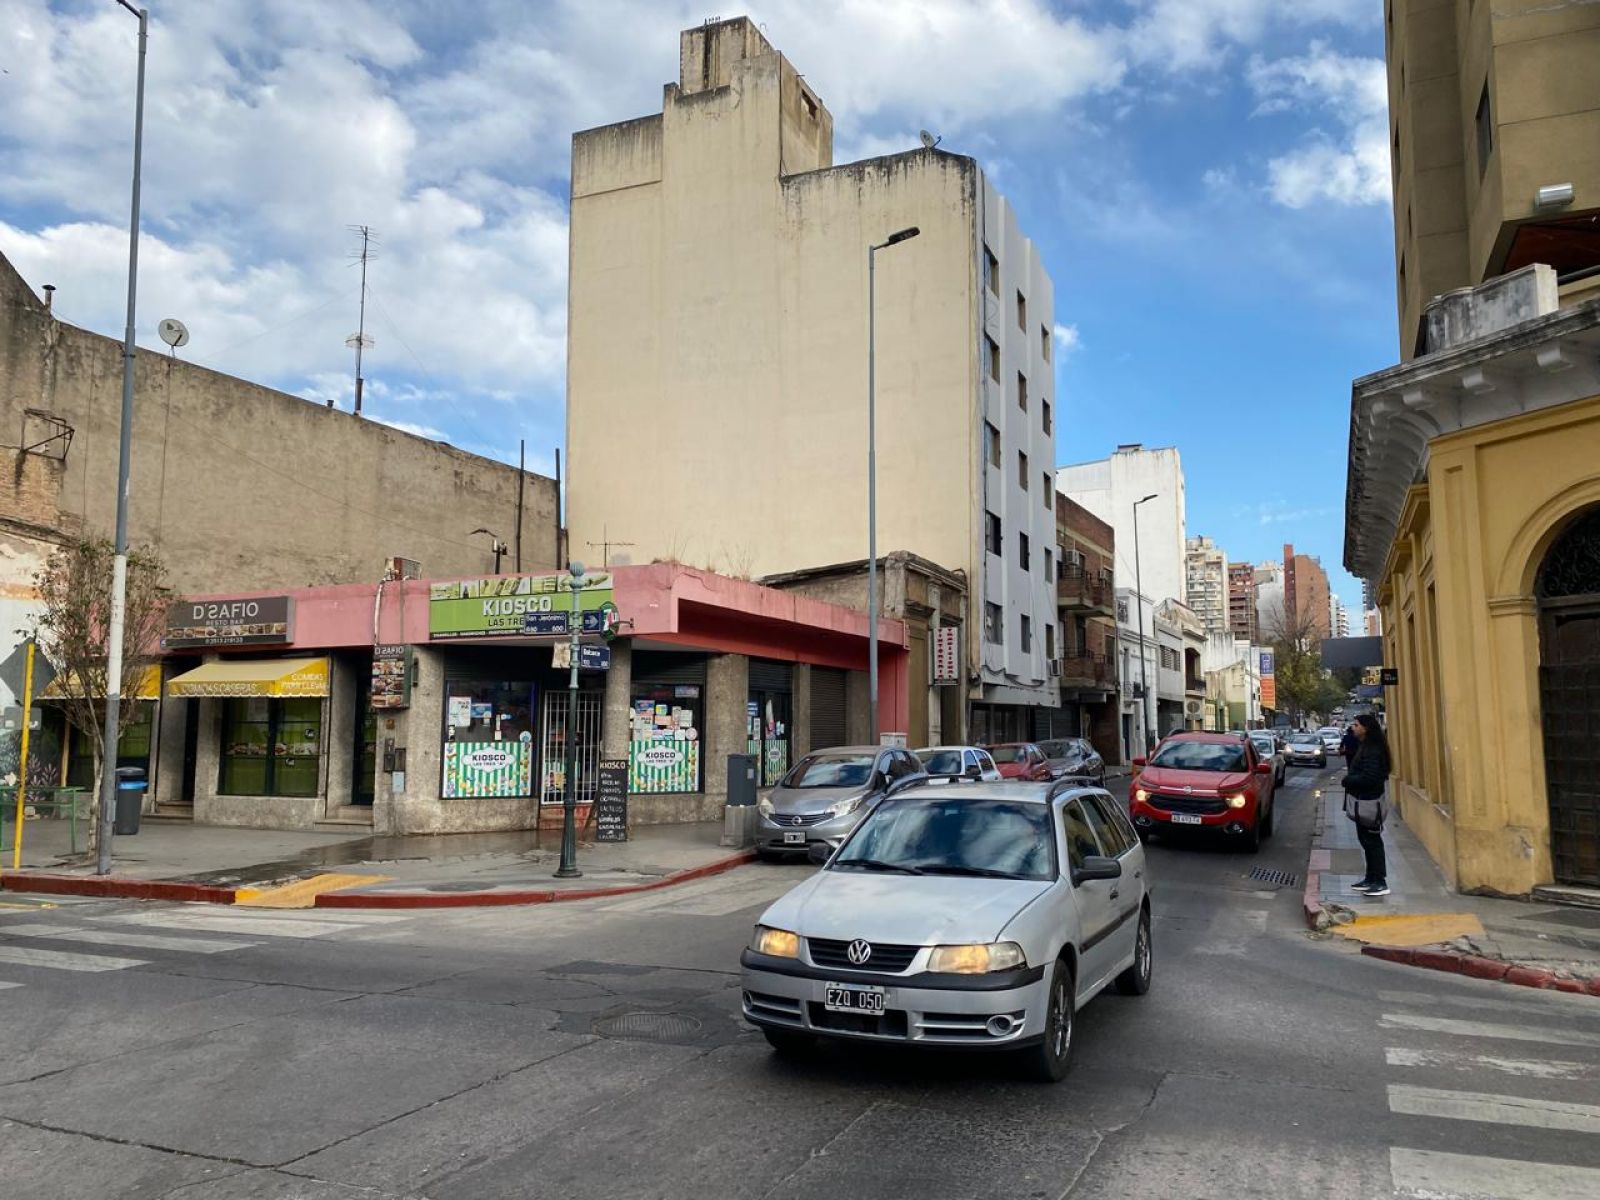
[1059,444,1187,607]
[1254,560,1285,641]
[1227,561,1258,643]
[1331,597,1351,639]
[1282,543,1331,643]
[1184,536,1229,637]
[1364,608,1382,638]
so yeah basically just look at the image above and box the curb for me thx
[2,849,759,909]
[1302,847,1333,930]
[1360,943,1600,998]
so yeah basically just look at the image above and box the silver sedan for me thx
[740,779,1154,1081]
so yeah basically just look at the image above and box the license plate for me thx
[783,831,806,845]
[1170,813,1204,825]
[824,983,886,1014]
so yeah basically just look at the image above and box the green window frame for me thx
[219,697,323,797]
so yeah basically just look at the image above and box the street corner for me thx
[1357,940,1600,999]
[1330,912,1486,947]
[235,873,393,909]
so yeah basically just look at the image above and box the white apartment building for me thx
[1184,535,1229,637]
[1114,587,1160,754]
[1330,596,1351,639]
[565,19,1060,740]
[1059,445,1187,611]
[1254,560,1286,640]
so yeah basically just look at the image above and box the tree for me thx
[30,538,169,855]
[1264,603,1342,724]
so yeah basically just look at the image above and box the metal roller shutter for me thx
[748,659,793,693]
[809,667,847,750]
[630,651,708,687]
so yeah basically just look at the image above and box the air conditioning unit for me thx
[385,556,422,581]
[1185,699,1202,716]
[1049,660,1061,677]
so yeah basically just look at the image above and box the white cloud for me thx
[1124,0,1374,71]
[1053,323,1082,356]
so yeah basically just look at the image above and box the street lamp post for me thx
[1132,493,1158,753]
[866,225,920,743]
[97,1,148,876]
[554,562,585,879]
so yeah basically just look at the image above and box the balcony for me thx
[1059,650,1117,691]
[1057,564,1114,615]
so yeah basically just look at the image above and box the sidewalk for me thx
[0,815,753,908]
[1304,789,1600,993]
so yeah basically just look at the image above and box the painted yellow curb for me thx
[1331,912,1485,947]
[235,873,390,909]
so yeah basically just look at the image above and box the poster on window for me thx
[443,741,531,798]
[628,739,699,793]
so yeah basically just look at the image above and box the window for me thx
[1019,530,1031,570]
[984,245,999,295]
[1045,622,1056,660]
[1116,596,1129,623]
[1019,449,1029,489]
[1021,613,1032,652]
[986,421,1001,467]
[1061,801,1103,870]
[1016,290,1026,331]
[219,697,323,797]
[985,601,1004,644]
[1042,473,1051,509]
[1044,549,1054,582]
[985,510,1003,555]
[1017,371,1028,412]
[1042,398,1052,436]
[986,334,1000,382]
[1042,325,1051,362]
[1475,82,1493,179]
[1086,793,1135,855]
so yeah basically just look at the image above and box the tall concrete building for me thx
[1386,0,1600,359]
[1331,596,1351,639]
[1281,544,1332,644]
[1254,561,1285,641]
[1059,445,1187,610]
[566,19,1061,741]
[1184,535,1229,637]
[1227,561,1258,643]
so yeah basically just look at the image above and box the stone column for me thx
[791,663,812,759]
[704,652,749,811]
[322,654,357,818]
[191,698,222,823]
[844,669,870,745]
[602,640,633,761]
[384,645,445,836]
[151,693,188,808]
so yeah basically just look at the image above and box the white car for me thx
[1317,727,1344,754]
[913,745,1002,783]
[740,780,1153,1081]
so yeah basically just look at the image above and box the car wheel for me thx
[1020,957,1075,1082]
[762,1028,815,1057]
[1115,909,1153,996]
[1243,815,1262,854]
[1261,802,1275,840]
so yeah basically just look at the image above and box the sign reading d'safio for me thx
[165,596,293,649]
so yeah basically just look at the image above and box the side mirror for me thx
[1253,762,1272,775]
[807,842,833,866]
[1073,856,1122,885]
[1132,757,1146,768]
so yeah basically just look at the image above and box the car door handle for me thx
[1109,888,1120,900]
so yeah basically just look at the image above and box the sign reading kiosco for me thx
[164,596,294,648]
[428,572,614,640]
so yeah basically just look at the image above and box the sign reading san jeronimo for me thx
[428,573,614,639]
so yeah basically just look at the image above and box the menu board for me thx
[370,645,412,709]
[594,759,628,842]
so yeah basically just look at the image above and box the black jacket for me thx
[1341,741,1390,801]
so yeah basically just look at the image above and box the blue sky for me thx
[0,0,1391,613]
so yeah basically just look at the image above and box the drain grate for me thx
[593,1011,702,1040]
[1248,868,1299,888]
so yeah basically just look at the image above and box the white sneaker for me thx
[1365,884,1390,897]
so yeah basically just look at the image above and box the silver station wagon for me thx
[740,779,1153,1081]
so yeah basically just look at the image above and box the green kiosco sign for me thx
[429,573,615,640]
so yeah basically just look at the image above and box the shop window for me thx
[219,697,322,797]
[985,602,1004,645]
[442,679,537,799]
[748,666,793,786]
[629,681,703,793]
[539,688,603,805]
[67,700,154,789]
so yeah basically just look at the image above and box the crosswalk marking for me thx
[1386,1045,1598,1081]
[0,922,253,954]
[94,911,375,939]
[0,945,149,973]
[0,981,20,990]
[1388,1083,1600,1133]
[1391,1148,1600,1200]
[1381,988,1596,1016]
[1380,1012,1600,1048]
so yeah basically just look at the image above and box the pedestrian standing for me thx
[1341,713,1392,896]
[1340,724,1359,769]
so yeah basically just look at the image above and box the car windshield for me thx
[1037,740,1068,758]
[781,753,875,788]
[833,796,1055,880]
[916,749,964,776]
[1289,736,1320,748]
[1148,740,1248,772]
[1248,735,1274,750]
[988,745,1025,763]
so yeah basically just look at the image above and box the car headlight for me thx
[926,941,1027,974]
[750,925,800,958]
[1226,794,1248,809]
[1135,788,1149,804]
[827,795,864,818]
[757,798,774,817]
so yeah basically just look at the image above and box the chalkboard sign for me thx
[594,758,629,842]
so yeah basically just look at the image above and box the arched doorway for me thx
[1537,506,1600,887]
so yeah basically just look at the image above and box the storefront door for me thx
[748,661,794,787]
[539,688,604,806]
[352,674,376,806]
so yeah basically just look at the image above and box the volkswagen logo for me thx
[846,939,873,965]
[790,816,804,827]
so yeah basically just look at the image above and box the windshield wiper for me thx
[912,864,1021,879]
[834,858,924,875]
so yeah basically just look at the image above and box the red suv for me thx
[1128,732,1276,852]
[985,742,1053,781]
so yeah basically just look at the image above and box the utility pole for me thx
[554,562,585,879]
[97,0,148,876]
[345,225,377,415]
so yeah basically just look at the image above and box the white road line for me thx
[0,945,149,973]
[599,876,790,916]
[92,912,371,939]
[1391,1147,1600,1200]
[1386,1046,1598,1081]
[0,923,253,955]
[0,981,20,990]
[1380,1013,1600,1048]
[1388,1084,1600,1133]
[1381,988,1599,1016]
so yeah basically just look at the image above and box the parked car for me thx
[1127,731,1276,852]
[1284,733,1327,769]
[756,746,927,857]
[914,746,1002,783]
[1246,730,1286,786]
[741,779,1153,1081]
[1037,738,1106,785]
[986,742,1053,781]
[1317,727,1344,754]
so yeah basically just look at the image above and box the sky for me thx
[0,0,1395,616]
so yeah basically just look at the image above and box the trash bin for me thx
[726,754,757,807]
[113,766,145,836]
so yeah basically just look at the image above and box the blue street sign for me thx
[578,644,611,671]
[580,609,608,633]
[523,611,570,635]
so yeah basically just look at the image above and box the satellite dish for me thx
[157,317,189,348]
[919,129,941,150]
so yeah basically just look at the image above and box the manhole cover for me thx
[1248,868,1298,888]
[593,1011,702,1040]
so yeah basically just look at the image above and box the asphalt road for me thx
[2,765,1597,1199]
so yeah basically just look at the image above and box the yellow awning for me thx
[166,658,330,699]
[37,665,162,702]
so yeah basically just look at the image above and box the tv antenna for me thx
[157,317,190,357]
[587,526,635,568]
[345,225,378,415]
[919,129,942,150]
